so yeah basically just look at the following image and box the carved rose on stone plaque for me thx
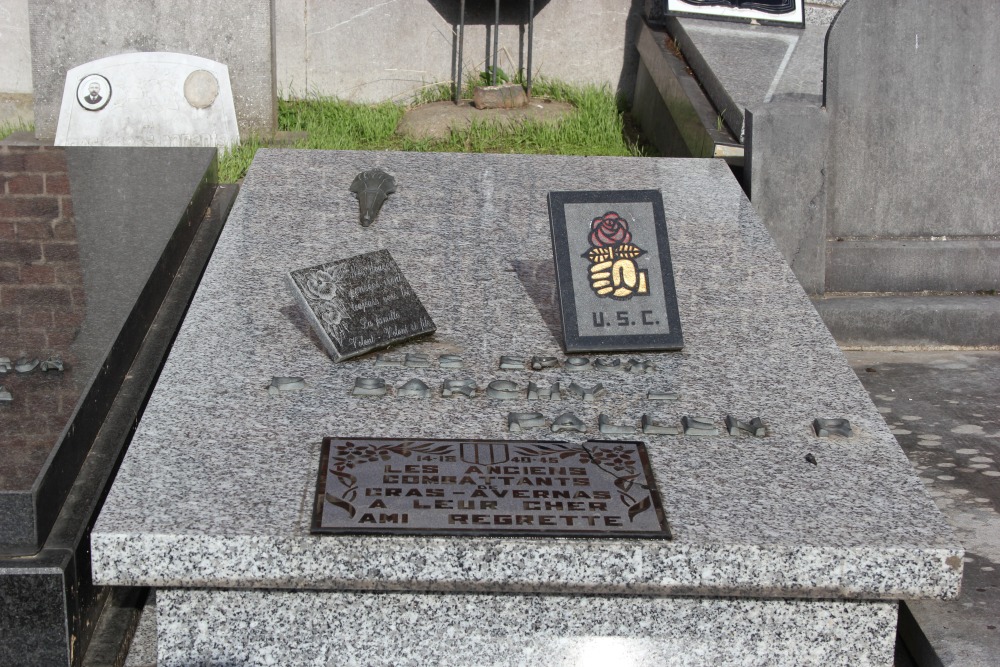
[589,212,632,247]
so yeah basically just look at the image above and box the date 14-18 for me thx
[592,310,660,327]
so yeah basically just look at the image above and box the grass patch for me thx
[220,78,650,182]
[0,118,33,141]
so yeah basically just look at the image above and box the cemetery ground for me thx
[218,79,656,182]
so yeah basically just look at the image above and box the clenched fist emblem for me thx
[583,212,650,300]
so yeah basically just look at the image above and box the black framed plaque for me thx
[312,438,671,539]
[548,190,683,353]
[288,249,435,362]
[663,0,805,28]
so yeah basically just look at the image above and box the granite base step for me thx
[814,295,1000,350]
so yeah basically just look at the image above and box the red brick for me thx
[19,264,56,284]
[52,220,77,240]
[0,197,60,220]
[7,175,44,195]
[59,310,84,329]
[44,173,70,195]
[60,197,73,220]
[71,287,86,306]
[15,221,54,240]
[23,151,67,173]
[0,153,25,172]
[19,307,54,328]
[55,265,83,284]
[0,221,14,239]
[0,265,19,282]
[3,285,72,307]
[46,329,80,349]
[1,327,46,351]
[0,241,42,262]
[42,242,78,262]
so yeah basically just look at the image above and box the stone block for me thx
[825,239,1000,293]
[28,0,276,140]
[825,0,1000,239]
[54,53,240,150]
[473,83,527,110]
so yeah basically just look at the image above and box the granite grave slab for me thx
[91,149,961,665]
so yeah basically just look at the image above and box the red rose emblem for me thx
[589,212,631,247]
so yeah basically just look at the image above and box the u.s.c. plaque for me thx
[312,438,671,539]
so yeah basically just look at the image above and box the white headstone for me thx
[54,52,240,150]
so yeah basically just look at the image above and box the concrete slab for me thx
[396,99,574,142]
[850,351,1000,666]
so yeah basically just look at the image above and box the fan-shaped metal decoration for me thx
[349,168,396,227]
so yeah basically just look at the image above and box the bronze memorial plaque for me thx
[311,438,670,538]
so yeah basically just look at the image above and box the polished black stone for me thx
[548,190,683,353]
[288,249,436,362]
[0,143,225,666]
[312,437,671,538]
[0,145,217,555]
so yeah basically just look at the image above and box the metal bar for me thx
[527,0,534,96]
[493,0,500,85]
[456,0,465,103]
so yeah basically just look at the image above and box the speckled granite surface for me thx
[156,589,897,667]
[92,150,961,600]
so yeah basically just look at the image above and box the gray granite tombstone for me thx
[91,149,961,666]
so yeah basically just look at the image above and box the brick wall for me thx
[0,145,85,488]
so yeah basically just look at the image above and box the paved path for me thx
[849,351,1000,666]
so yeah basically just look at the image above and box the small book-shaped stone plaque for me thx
[288,249,435,362]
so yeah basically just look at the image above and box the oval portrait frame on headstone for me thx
[76,74,112,111]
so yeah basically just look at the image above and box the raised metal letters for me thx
[813,418,853,438]
[530,355,559,370]
[352,377,387,397]
[682,416,718,436]
[598,413,636,434]
[527,382,561,400]
[499,355,526,370]
[641,414,680,435]
[507,412,546,432]
[647,389,680,400]
[442,379,476,398]
[14,357,39,373]
[726,415,766,437]
[0,386,11,402]
[626,358,655,374]
[398,379,431,399]
[268,376,306,395]
[565,356,591,371]
[312,437,671,538]
[375,354,403,368]
[486,380,522,400]
[39,357,64,372]
[551,412,587,433]
[439,354,464,369]
[0,357,11,373]
[594,358,622,372]
[404,353,432,368]
[567,382,606,402]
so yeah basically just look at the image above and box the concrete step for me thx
[814,295,1000,349]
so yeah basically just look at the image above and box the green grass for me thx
[0,118,33,141]
[219,78,650,183]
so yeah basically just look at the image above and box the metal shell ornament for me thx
[350,168,396,227]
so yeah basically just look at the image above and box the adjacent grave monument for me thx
[92,149,961,665]
[0,143,233,665]
[28,0,276,141]
[53,53,240,149]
